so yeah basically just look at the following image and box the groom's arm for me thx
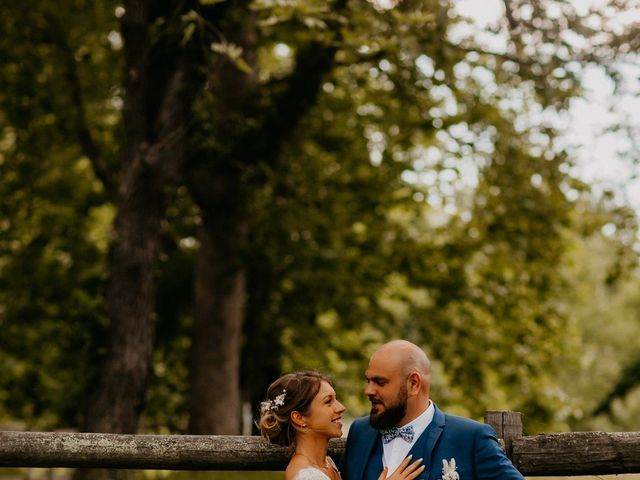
[473,424,524,480]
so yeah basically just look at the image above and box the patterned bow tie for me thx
[381,424,415,444]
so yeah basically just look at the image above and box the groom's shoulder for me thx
[348,415,374,436]
[351,415,372,430]
[443,411,497,436]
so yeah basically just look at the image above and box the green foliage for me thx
[1,0,639,437]
[0,143,110,427]
[232,0,611,429]
[559,200,640,432]
[0,0,117,427]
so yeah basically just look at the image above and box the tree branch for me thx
[121,0,151,158]
[43,12,115,193]
[503,0,518,31]
[236,0,349,167]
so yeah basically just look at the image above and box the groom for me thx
[342,340,524,480]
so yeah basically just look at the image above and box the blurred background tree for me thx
[1,0,639,467]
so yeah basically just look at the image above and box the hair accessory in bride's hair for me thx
[262,389,287,412]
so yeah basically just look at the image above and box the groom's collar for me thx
[352,404,445,479]
[432,402,445,427]
[360,402,444,437]
[399,400,434,440]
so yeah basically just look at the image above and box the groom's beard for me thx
[369,384,408,430]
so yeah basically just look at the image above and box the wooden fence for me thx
[1,411,639,476]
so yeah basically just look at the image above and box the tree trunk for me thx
[77,0,155,436]
[185,2,343,435]
[83,167,164,434]
[74,1,198,477]
[186,4,257,435]
[73,154,165,480]
[188,208,247,434]
[79,74,192,432]
[242,260,282,433]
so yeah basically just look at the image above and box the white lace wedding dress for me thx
[292,467,332,480]
[292,457,341,480]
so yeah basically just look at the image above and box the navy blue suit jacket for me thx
[341,404,523,480]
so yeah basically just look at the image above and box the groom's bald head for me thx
[365,340,432,427]
[372,340,431,393]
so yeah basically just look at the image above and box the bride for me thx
[258,371,424,480]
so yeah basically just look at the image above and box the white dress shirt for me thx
[382,401,434,476]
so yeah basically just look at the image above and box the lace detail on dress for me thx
[292,467,331,480]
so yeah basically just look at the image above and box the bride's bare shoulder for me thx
[285,456,328,480]
[285,454,306,480]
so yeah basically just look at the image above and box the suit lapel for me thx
[421,404,445,478]
[354,420,380,480]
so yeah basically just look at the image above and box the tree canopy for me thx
[1,0,639,448]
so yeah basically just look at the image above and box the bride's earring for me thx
[291,411,307,430]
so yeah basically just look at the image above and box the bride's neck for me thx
[294,433,329,464]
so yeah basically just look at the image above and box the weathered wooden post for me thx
[484,410,523,458]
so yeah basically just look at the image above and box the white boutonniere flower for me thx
[440,458,460,480]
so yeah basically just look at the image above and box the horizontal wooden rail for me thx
[512,431,640,476]
[0,431,337,470]
[485,410,640,476]
[1,411,639,476]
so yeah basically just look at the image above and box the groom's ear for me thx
[407,371,421,395]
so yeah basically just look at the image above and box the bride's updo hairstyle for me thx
[258,370,330,447]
